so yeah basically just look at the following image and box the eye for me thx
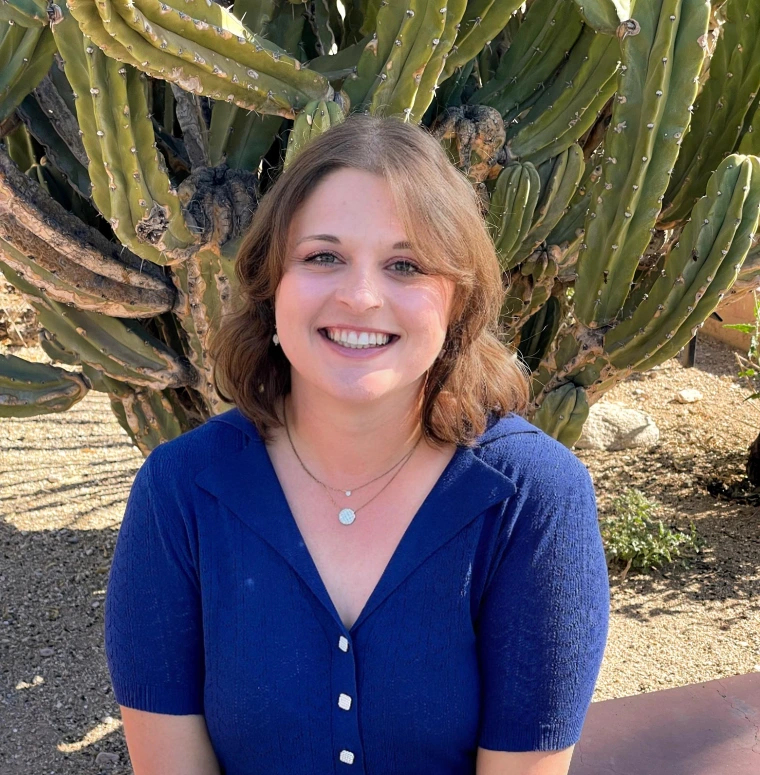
[390,259,423,275]
[303,251,340,265]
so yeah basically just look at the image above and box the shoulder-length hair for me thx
[209,112,530,447]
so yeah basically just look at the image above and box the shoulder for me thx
[474,412,594,496]
[134,408,255,509]
[145,407,253,471]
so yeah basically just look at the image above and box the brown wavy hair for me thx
[209,112,530,447]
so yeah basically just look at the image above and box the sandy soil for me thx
[1,281,759,773]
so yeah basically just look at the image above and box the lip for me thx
[317,328,398,358]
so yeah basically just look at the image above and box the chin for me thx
[320,376,404,404]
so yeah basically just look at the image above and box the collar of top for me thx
[195,407,530,633]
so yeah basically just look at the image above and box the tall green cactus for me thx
[0,0,759,453]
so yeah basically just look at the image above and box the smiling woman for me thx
[104,114,610,775]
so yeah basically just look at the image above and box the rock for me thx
[95,752,119,766]
[575,402,660,451]
[39,647,54,657]
[675,388,703,403]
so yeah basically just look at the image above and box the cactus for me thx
[0,0,759,453]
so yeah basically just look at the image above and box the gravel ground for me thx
[1,285,759,773]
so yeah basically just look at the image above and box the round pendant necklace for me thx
[283,405,421,525]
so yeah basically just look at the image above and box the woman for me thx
[104,113,610,775]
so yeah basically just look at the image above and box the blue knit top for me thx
[104,407,609,774]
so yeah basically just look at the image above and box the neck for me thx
[280,381,426,485]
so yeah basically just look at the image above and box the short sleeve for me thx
[104,450,205,715]
[476,444,610,752]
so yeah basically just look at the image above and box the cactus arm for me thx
[0,221,174,316]
[487,161,541,271]
[38,328,81,365]
[469,0,584,121]
[285,98,345,169]
[514,144,585,263]
[4,120,36,173]
[516,295,563,372]
[106,0,303,116]
[66,0,142,67]
[170,85,209,169]
[409,0,467,123]
[572,0,710,327]
[0,23,28,72]
[0,353,90,418]
[530,381,589,448]
[23,73,90,176]
[661,0,760,226]
[370,0,451,119]
[607,154,760,371]
[737,93,760,154]
[0,257,196,389]
[108,0,333,111]
[230,0,278,38]
[67,0,313,118]
[53,9,197,263]
[0,146,173,296]
[0,0,47,27]
[209,100,283,169]
[343,0,411,111]
[0,25,56,122]
[221,111,283,171]
[307,0,340,56]
[207,0,303,170]
[127,73,194,250]
[307,33,372,78]
[507,28,620,165]
[440,0,523,81]
[83,365,193,453]
[572,0,632,33]
[51,12,113,221]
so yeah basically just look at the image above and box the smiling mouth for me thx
[318,328,399,350]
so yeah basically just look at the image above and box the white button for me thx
[338,693,352,710]
[339,750,355,765]
[338,636,349,652]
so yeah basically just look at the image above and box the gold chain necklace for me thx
[283,407,422,525]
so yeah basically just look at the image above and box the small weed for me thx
[600,488,703,581]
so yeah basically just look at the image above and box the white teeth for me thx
[324,329,391,348]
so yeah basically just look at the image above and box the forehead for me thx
[288,169,408,239]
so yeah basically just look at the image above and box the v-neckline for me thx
[259,438,467,633]
[194,408,518,635]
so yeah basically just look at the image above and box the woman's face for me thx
[274,168,455,407]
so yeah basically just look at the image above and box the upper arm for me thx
[476,746,575,775]
[120,707,220,775]
[105,451,205,714]
[476,439,610,753]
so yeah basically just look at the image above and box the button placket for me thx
[333,632,362,770]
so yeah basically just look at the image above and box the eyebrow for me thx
[295,233,412,250]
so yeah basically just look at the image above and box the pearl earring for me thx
[273,333,280,346]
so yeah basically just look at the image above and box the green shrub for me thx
[600,488,703,580]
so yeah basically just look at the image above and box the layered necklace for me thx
[283,406,422,525]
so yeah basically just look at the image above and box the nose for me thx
[334,266,383,311]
